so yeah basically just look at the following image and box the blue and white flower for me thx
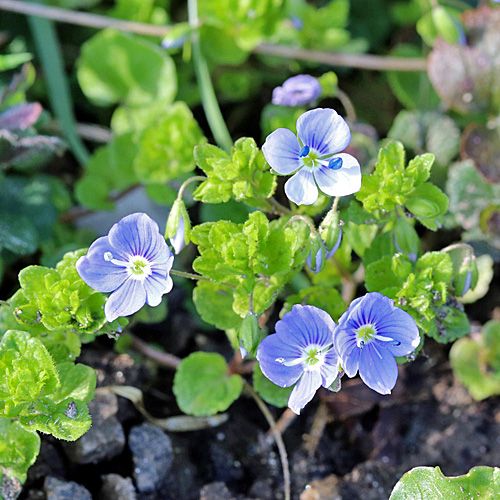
[272,74,322,107]
[76,213,174,323]
[262,108,361,206]
[256,305,340,414]
[334,292,421,395]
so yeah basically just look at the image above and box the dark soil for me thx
[18,299,500,500]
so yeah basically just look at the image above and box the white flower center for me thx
[275,343,331,372]
[104,251,152,280]
[354,324,401,349]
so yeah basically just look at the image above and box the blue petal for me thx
[276,305,336,350]
[296,108,351,156]
[256,334,304,388]
[108,213,162,260]
[284,169,318,205]
[334,327,360,378]
[288,370,322,415]
[314,154,361,197]
[144,271,174,307]
[358,344,398,395]
[104,277,147,322]
[76,237,128,293]
[262,128,301,175]
[320,348,340,388]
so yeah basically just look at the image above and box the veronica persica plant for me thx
[272,74,322,107]
[256,305,340,414]
[262,108,361,205]
[76,212,174,322]
[334,292,421,395]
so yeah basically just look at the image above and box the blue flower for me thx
[334,292,421,395]
[76,213,174,323]
[262,108,361,206]
[256,305,340,414]
[306,228,342,274]
[272,74,322,107]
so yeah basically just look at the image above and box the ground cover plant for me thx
[1,0,500,498]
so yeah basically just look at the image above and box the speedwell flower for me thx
[262,108,361,206]
[256,305,340,415]
[272,74,322,107]
[334,292,421,395]
[76,213,174,323]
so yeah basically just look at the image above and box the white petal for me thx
[314,154,361,197]
[284,169,318,205]
[288,370,322,415]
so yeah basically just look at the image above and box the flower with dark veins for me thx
[257,305,340,414]
[262,108,361,205]
[76,212,174,322]
[334,292,421,395]
[272,74,322,107]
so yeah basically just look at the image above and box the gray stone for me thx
[199,482,234,500]
[62,389,125,464]
[99,474,137,500]
[1,473,21,500]
[129,423,174,493]
[43,477,92,500]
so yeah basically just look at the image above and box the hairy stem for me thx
[177,175,208,199]
[170,269,236,289]
[244,382,291,500]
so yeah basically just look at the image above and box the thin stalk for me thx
[130,334,181,370]
[337,89,357,123]
[177,175,208,199]
[187,0,232,152]
[170,269,236,289]
[286,215,317,236]
[267,197,292,216]
[244,382,291,500]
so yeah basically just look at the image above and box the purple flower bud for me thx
[272,75,322,107]
[170,215,186,255]
[306,229,342,274]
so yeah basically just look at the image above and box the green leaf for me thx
[19,397,91,441]
[52,363,96,405]
[173,352,243,416]
[0,330,60,417]
[75,133,139,210]
[192,282,242,330]
[390,466,500,499]
[200,26,248,65]
[253,363,292,408]
[416,252,453,285]
[134,102,206,184]
[405,183,449,230]
[238,313,261,357]
[365,255,405,294]
[77,29,177,108]
[0,420,40,483]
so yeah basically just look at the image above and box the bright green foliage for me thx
[77,29,177,108]
[193,138,277,208]
[0,420,40,483]
[450,321,500,400]
[14,250,109,335]
[192,282,242,330]
[446,244,479,297]
[191,212,308,319]
[75,133,139,210]
[0,175,68,255]
[356,142,448,230]
[365,250,469,341]
[253,363,292,408]
[199,0,283,51]
[282,287,346,323]
[238,312,261,357]
[0,330,93,441]
[417,6,461,47]
[173,352,243,416]
[134,102,206,184]
[390,466,500,499]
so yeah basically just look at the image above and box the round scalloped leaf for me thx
[390,466,500,499]
[173,352,243,416]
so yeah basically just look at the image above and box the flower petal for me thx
[76,236,129,293]
[334,328,360,378]
[314,154,361,197]
[284,169,318,205]
[358,344,398,395]
[288,370,322,415]
[104,278,147,323]
[144,271,174,307]
[262,128,301,175]
[256,334,304,388]
[320,348,340,388]
[276,305,336,350]
[296,108,351,156]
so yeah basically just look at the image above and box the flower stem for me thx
[243,382,291,500]
[187,0,233,152]
[177,175,207,199]
[286,215,317,236]
[267,197,292,216]
[337,89,357,123]
[170,269,236,289]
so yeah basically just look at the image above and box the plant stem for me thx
[170,269,236,289]
[337,89,357,123]
[267,197,292,216]
[286,215,317,236]
[244,382,291,500]
[187,0,233,152]
[130,334,182,370]
[177,175,207,199]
